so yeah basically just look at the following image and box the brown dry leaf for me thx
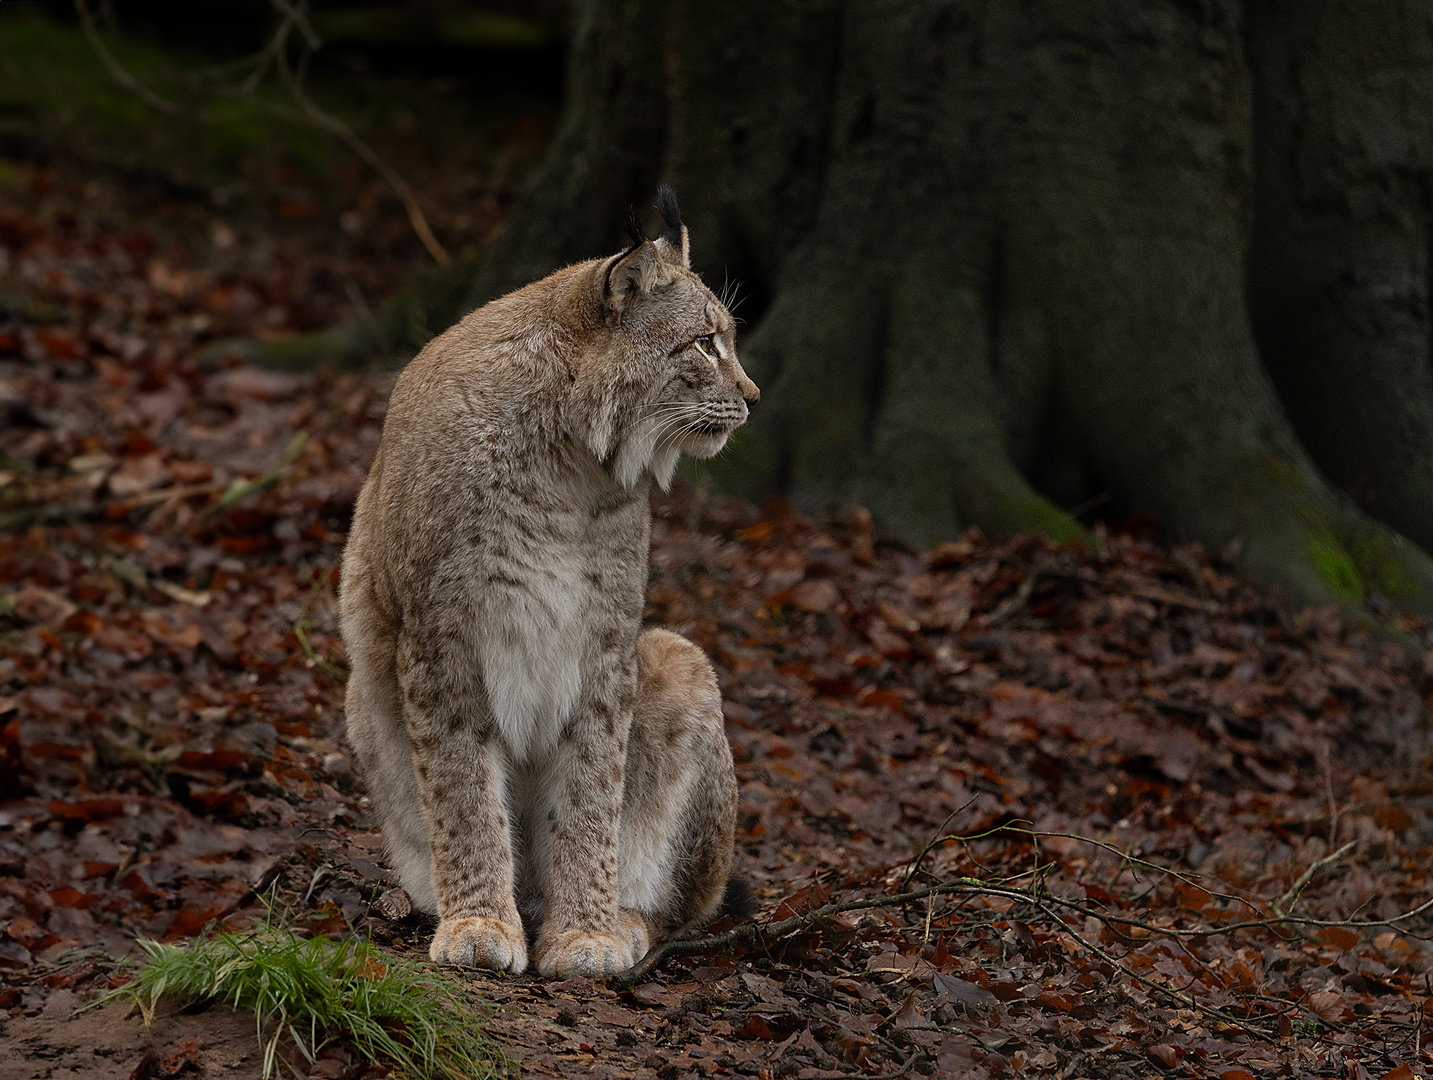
[8,585,77,626]
[139,610,203,651]
[1148,1044,1182,1068]
[888,993,926,1029]
[790,579,840,614]
[107,453,170,497]
[1306,990,1351,1022]
[92,622,155,661]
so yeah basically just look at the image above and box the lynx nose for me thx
[738,375,760,406]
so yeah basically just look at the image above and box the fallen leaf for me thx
[1149,1044,1181,1068]
[107,454,170,497]
[932,972,997,1009]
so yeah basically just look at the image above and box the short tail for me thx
[718,874,758,922]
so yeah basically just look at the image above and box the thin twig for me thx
[617,883,962,986]
[204,431,309,518]
[0,503,94,530]
[75,0,448,265]
[900,795,978,893]
[619,871,1433,986]
[1027,894,1275,1041]
[1,482,224,533]
[1273,839,1358,915]
[74,0,187,116]
[915,821,1262,914]
[271,3,449,265]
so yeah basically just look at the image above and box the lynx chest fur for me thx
[341,189,758,978]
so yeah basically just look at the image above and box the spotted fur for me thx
[341,195,757,978]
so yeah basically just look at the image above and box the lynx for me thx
[340,189,759,978]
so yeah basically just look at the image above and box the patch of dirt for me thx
[0,999,262,1080]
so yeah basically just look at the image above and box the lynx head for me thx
[572,186,759,491]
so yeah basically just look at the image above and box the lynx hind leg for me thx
[342,622,438,914]
[620,629,739,945]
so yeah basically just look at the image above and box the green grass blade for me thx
[101,926,509,1080]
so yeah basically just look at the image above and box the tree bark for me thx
[258,0,1433,615]
[1248,0,1433,562]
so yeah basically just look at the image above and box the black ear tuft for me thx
[624,204,646,248]
[656,184,683,248]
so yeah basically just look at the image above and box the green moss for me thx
[999,494,1087,545]
[1307,531,1363,601]
[1347,533,1417,599]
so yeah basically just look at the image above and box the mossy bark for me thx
[257,0,1433,614]
[1247,0,1433,558]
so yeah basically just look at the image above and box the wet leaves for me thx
[0,152,1431,1080]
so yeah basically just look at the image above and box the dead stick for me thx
[75,0,187,116]
[1273,839,1358,915]
[618,873,1433,986]
[1028,895,1275,1042]
[615,882,983,985]
[270,2,449,266]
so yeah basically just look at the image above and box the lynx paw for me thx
[535,929,635,978]
[429,916,528,974]
[618,909,652,962]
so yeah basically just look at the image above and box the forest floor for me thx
[0,149,1432,1080]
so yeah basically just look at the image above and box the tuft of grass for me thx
[96,926,508,1080]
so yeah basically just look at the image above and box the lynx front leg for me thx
[414,730,527,972]
[532,687,633,978]
[400,653,527,974]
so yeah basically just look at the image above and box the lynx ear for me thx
[602,240,668,319]
[655,184,690,269]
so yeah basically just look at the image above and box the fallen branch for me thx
[906,820,1262,915]
[73,0,448,265]
[270,1,450,265]
[616,881,983,986]
[0,503,94,530]
[1,435,308,533]
[1273,838,1358,915]
[618,868,1433,1018]
[74,0,188,116]
[616,874,1288,1038]
[1024,892,1275,1042]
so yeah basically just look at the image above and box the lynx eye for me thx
[695,334,720,363]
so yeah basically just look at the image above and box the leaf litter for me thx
[0,153,1430,1080]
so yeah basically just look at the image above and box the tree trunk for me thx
[262,0,1433,615]
[1247,0,1433,561]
